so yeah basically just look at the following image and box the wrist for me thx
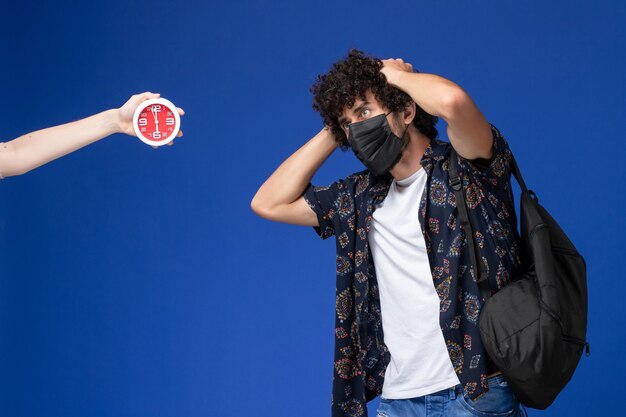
[320,126,339,148]
[103,109,123,134]
[386,68,409,89]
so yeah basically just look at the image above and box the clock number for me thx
[138,118,148,126]
[153,132,162,139]
[151,105,162,112]
[166,117,175,126]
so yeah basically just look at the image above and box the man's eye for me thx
[343,122,351,130]
[361,109,370,118]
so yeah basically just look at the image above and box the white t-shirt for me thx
[368,167,460,399]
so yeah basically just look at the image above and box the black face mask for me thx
[347,112,409,176]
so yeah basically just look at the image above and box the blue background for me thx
[1,1,624,416]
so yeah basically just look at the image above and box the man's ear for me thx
[403,101,417,125]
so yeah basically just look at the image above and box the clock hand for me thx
[151,107,160,133]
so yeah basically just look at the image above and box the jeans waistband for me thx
[450,373,507,397]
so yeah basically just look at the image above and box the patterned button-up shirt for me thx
[302,124,524,417]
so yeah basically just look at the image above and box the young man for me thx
[251,50,524,417]
[0,92,184,179]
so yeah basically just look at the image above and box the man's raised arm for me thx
[381,59,493,161]
[251,127,339,226]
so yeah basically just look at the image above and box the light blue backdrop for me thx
[1,1,623,416]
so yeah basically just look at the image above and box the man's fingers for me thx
[382,58,412,72]
[177,107,185,116]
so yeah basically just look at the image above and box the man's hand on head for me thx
[380,58,414,87]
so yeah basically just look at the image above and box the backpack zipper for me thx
[561,335,590,356]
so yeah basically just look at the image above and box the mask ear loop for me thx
[401,122,410,139]
[388,110,410,142]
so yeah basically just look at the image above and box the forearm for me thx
[252,128,338,210]
[0,109,121,177]
[384,71,463,121]
[384,65,493,159]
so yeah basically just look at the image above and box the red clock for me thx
[132,98,181,146]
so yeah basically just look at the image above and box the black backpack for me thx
[448,148,589,409]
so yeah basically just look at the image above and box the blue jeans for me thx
[376,374,523,417]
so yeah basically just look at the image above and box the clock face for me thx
[132,98,181,146]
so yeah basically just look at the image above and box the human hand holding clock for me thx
[117,92,185,148]
[0,91,185,178]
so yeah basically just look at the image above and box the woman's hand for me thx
[117,92,185,147]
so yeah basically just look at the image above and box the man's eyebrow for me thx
[352,101,370,116]
[339,101,370,126]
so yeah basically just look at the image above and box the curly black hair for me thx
[311,49,438,150]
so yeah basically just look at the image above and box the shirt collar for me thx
[420,138,450,176]
[369,172,393,200]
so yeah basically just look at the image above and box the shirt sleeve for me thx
[457,123,513,189]
[302,181,343,240]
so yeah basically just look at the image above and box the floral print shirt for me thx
[303,124,524,417]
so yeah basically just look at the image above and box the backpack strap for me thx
[448,148,491,301]
[509,152,532,196]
